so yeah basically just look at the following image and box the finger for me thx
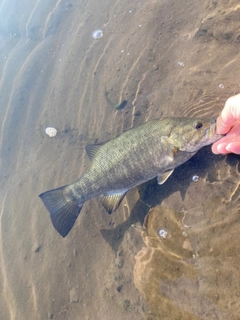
[211,139,228,154]
[226,142,240,154]
[211,142,230,154]
[216,94,240,134]
[212,132,240,154]
[211,143,221,154]
[216,116,232,134]
[211,132,238,154]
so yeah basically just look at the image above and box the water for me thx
[0,0,240,319]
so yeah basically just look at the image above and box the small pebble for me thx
[178,61,184,67]
[219,84,224,89]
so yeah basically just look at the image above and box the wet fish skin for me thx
[39,117,222,237]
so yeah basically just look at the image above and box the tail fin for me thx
[39,186,82,238]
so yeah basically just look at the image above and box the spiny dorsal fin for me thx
[157,169,174,185]
[85,142,105,161]
[100,190,128,214]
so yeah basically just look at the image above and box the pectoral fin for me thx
[161,136,173,147]
[100,190,128,214]
[160,136,179,160]
[157,169,174,185]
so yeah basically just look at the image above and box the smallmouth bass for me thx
[39,117,222,237]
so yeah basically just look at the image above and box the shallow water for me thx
[0,0,240,319]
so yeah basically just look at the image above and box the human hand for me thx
[212,94,240,155]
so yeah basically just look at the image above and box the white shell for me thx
[45,127,57,137]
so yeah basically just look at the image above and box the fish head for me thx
[170,118,223,152]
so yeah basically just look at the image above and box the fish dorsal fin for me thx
[85,142,105,161]
[157,169,174,185]
[100,190,128,214]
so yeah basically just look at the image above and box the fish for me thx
[39,117,222,237]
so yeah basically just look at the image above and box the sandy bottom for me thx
[0,0,240,319]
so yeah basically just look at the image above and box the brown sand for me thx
[0,0,240,319]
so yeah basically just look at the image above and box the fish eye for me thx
[195,122,203,129]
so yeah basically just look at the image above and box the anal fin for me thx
[100,190,128,214]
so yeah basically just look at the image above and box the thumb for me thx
[216,94,240,134]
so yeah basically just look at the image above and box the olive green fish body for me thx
[39,117,222,237]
